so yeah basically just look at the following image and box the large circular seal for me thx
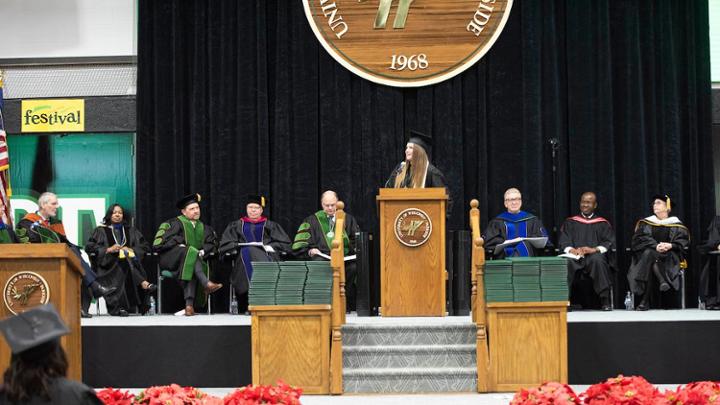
[4,272,51,315]
[394,208,432,247]
[302,0,513,87]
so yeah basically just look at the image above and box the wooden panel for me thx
[251,305,331,394]
[0,245,84,381]
[378,188,447,316]
[487,302,567,392]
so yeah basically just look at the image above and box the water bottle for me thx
[624,292,634,311]
[148,296,156,316]
[230,296,239,315]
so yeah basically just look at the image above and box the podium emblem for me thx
[394,208,432,247]
[4,272,51,315]
[302,0,513,87]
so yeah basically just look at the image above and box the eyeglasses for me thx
[504,198,522,202]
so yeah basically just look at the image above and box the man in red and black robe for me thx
[559,192,615,310]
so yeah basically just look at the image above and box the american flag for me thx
[0,69,12,226]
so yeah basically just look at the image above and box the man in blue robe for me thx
[482,188,550,258]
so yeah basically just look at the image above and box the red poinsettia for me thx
[666,381,720,405]
[96,387,135,405]
[583,375,670,405]
[223,381,302,405]
[135,384,222,405]
[511,381,580,404]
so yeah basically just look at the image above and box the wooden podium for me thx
[0,244,85,381]
[377,188,447,316]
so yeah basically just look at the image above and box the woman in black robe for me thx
[698,216,720,310]
[85,204,156,316]
[627,195,690,310]
[384,130,452,215]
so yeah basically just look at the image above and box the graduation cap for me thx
[246,194,266,207]
[407,130,432,157]
[176,193,202,210]
[0,304,70,354]
[651,194,672,211]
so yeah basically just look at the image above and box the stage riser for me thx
[82,319,720,388]
[568,321,720,384]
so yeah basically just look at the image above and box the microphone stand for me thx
[549,138,560,243]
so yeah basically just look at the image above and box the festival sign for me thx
[303,0,513,87]
[21,99,85,132]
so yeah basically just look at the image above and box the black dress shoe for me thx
[659,282,671,292]
[80,309,92,318]
[636,304,649,311]
[90,282,117,298]
[117,309,129,317]
[601,304,612,311]
[707,305,720,311]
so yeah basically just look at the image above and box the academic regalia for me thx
[483,211,550,258]
[292,210,360,311]
[218,217,291,296]
[85,224,151,315]
[0,378,103,405]
[385,162,453,216]
[152,216,217,305]
[559,214,615,305]
[698,216,720,309]
[627,215,690,308]
[0,221,21,243]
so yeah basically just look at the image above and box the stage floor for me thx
[81,309,720,327]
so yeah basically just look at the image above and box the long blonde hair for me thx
[394,143,429,188]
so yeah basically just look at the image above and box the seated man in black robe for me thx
[16,192,115,318]
[698,216,720,310]
[153,193,221,316]
[627,194,690,310]
[559,192,615,311]
[482,188,550,258]
[218,195,291,303]
[292,190,361,311]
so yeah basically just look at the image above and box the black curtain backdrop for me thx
[137,1,713,304]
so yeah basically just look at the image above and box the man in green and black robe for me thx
[153,193,221,316]
[292,191,360,311]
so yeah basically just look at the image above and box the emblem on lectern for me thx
[4,272,50,315]
[302,0,514,87]
[394,208,432,247]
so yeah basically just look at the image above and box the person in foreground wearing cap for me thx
[219,195,291,306]
[559,192,616,311]
[292,190,361,311]
[482,188,550,258]
[0,304,102,404]
[698,215,720,310]
[153,193,221,316]
[627,194,690,310]
[85,203,156,317]
[15,192,115,318]
[385,130,452,214]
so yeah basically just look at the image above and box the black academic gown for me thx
[385,162,453,216]
[292,211,361,311]
[698,216,720,308]
[558,215,615,297]
[153,217,217,280]
[0,377,102,404]
[218,217,291,296]
[627,216,690,307]
[483,211,550,259]
[85,224,151,315]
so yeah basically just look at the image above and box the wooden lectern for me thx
[0,244,85,381]
[377,188,447,316]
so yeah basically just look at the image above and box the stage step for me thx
[342,322,477,393]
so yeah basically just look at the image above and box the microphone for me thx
[384,161,406,188]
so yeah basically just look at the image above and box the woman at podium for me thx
[384,130,452,213]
